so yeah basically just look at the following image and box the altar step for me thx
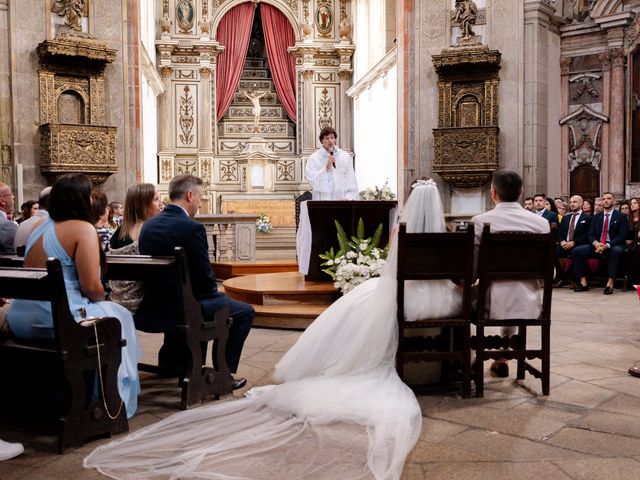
[212,260,298,280]
[223,272,339,329]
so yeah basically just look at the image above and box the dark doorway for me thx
[570,164,599,201]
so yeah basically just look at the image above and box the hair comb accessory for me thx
[410,178,437,189]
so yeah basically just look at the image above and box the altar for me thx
[297,200,398,281]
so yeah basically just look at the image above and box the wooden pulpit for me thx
[304,200,397,281]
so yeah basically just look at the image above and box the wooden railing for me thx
[196,214,259,261]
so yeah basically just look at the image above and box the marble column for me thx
[523,0,555,196]
[609,47,626,197]
[159,66,172,152]
[301,69,315,154]
[199,67,213,152]
[560,56,571,197]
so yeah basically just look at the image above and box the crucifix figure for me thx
[241,87,268,132]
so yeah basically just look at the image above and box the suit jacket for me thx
[557,211,591,246]
[137,204,227,332]
[540,209,559,225]
[0,212,18,253]
[472,202,550,320]
[588,209,628,248]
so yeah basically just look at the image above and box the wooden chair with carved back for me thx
[473,224,556,397]
[396,222,475,398]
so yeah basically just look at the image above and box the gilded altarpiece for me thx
[156,0,355,224]
[432,46,501,187]
[37,34,118,184]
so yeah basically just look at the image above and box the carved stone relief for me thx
[277,160,295,181]
[317,87,334,129]
[569,73,601,102]
[560,105,608,172]
[177,158,198,175]
[51,0,88,33]
[176,84,197,147]
[220,160,238,181]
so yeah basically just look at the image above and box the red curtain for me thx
[260,4,297,123]
[215,3,255,121]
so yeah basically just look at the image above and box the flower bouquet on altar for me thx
[359,179,396,201]
[255,213,272,233]
[319,218,388,294]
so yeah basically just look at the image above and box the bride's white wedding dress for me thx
[84,183,462,480]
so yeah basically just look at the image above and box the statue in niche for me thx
[51,0,87,32]
[241,86,268,131]
[453,0,478,39]
[570,0,595,23]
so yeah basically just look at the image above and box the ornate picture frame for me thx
[316,4,333,36]
[176,0,195,33]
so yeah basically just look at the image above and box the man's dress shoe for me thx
[574,284,589,292]
[603,286,613,295]
[231,376,247,390]
[490,359,509,378]
[628,366,640,378]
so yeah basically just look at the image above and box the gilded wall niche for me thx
[432,45,501,188]
[37,34,118,184]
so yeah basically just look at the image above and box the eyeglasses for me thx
[0,192,14,197]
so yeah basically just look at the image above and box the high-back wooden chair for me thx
[396,223,475,398]
[473,224,556,397]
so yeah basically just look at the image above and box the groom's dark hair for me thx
[492,168,522,203]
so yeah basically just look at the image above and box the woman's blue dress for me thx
[7,219,141,418]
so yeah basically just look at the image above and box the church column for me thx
[301,69,315,154]
[158,66,175,184]
[609,47,626,197]
[560,56,571,197]
[199,67,213,152]
[523,0,555,196]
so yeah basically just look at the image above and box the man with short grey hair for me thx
[139,174,254,389]
[14,186,52,252]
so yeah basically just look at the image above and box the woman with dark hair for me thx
[582,198,594,216]
[7,173,140,418]
[17,200,38,224]
[626,198,640,286]
[91,191,115,252]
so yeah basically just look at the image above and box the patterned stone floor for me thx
[1,287,639,479]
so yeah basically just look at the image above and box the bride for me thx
[84,179,462,480]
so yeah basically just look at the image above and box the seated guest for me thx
[533,193,559,225]
[0,182,17,252]
[138,174,254,390]
[108,184,163,313]
[572,192,628,294]
[582,198,594,216]
[92,191,115,252]
[6,173,140,418]
[14,187,51,252]
[620,200,631,218]
[17,200,38,224]
[555,195,591,287]
[110,201,124,227]
[557,201,568,220]
[594,197,604,215]
[625,198,640,286]
[523,196,534,211]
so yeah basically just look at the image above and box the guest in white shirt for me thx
[305,127,358,201]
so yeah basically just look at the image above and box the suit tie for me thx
[568,212,577,241]
[600,213,610,244]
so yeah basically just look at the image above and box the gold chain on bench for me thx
[91,322,124,420]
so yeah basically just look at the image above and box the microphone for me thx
[328,148,335,168]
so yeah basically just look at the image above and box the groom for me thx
[139,174,254,389]
[472,168,550,377]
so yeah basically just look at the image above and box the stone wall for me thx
[0,0,137,208]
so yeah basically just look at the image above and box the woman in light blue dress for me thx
[7,173,141,418]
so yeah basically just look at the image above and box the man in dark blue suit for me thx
[138,175,254,389]
[555,194,591,287]
[572,192,628,294]
[533,193,559,225]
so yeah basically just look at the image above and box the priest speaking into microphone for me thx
[305,127,358,200]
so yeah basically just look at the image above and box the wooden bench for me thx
[0,259,128,453]
[105,247,232,409]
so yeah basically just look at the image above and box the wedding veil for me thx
[84,181,446,480]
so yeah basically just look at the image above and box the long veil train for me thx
[84,181,456,480]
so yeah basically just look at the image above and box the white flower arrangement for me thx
[255,213,272,233]
[320,218,388,294]
[359,179,396,201]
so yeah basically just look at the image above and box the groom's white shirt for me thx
[472,202,550,320]
[305,146,358,200]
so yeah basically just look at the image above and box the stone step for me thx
[218,121,296,138]
[253,304,327,330]
[245,57,267,69]
[211,260,298,280]
[254,249,297,261]
[239,79,274,92]
[241,69,271,81]
[225,105,287,121]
